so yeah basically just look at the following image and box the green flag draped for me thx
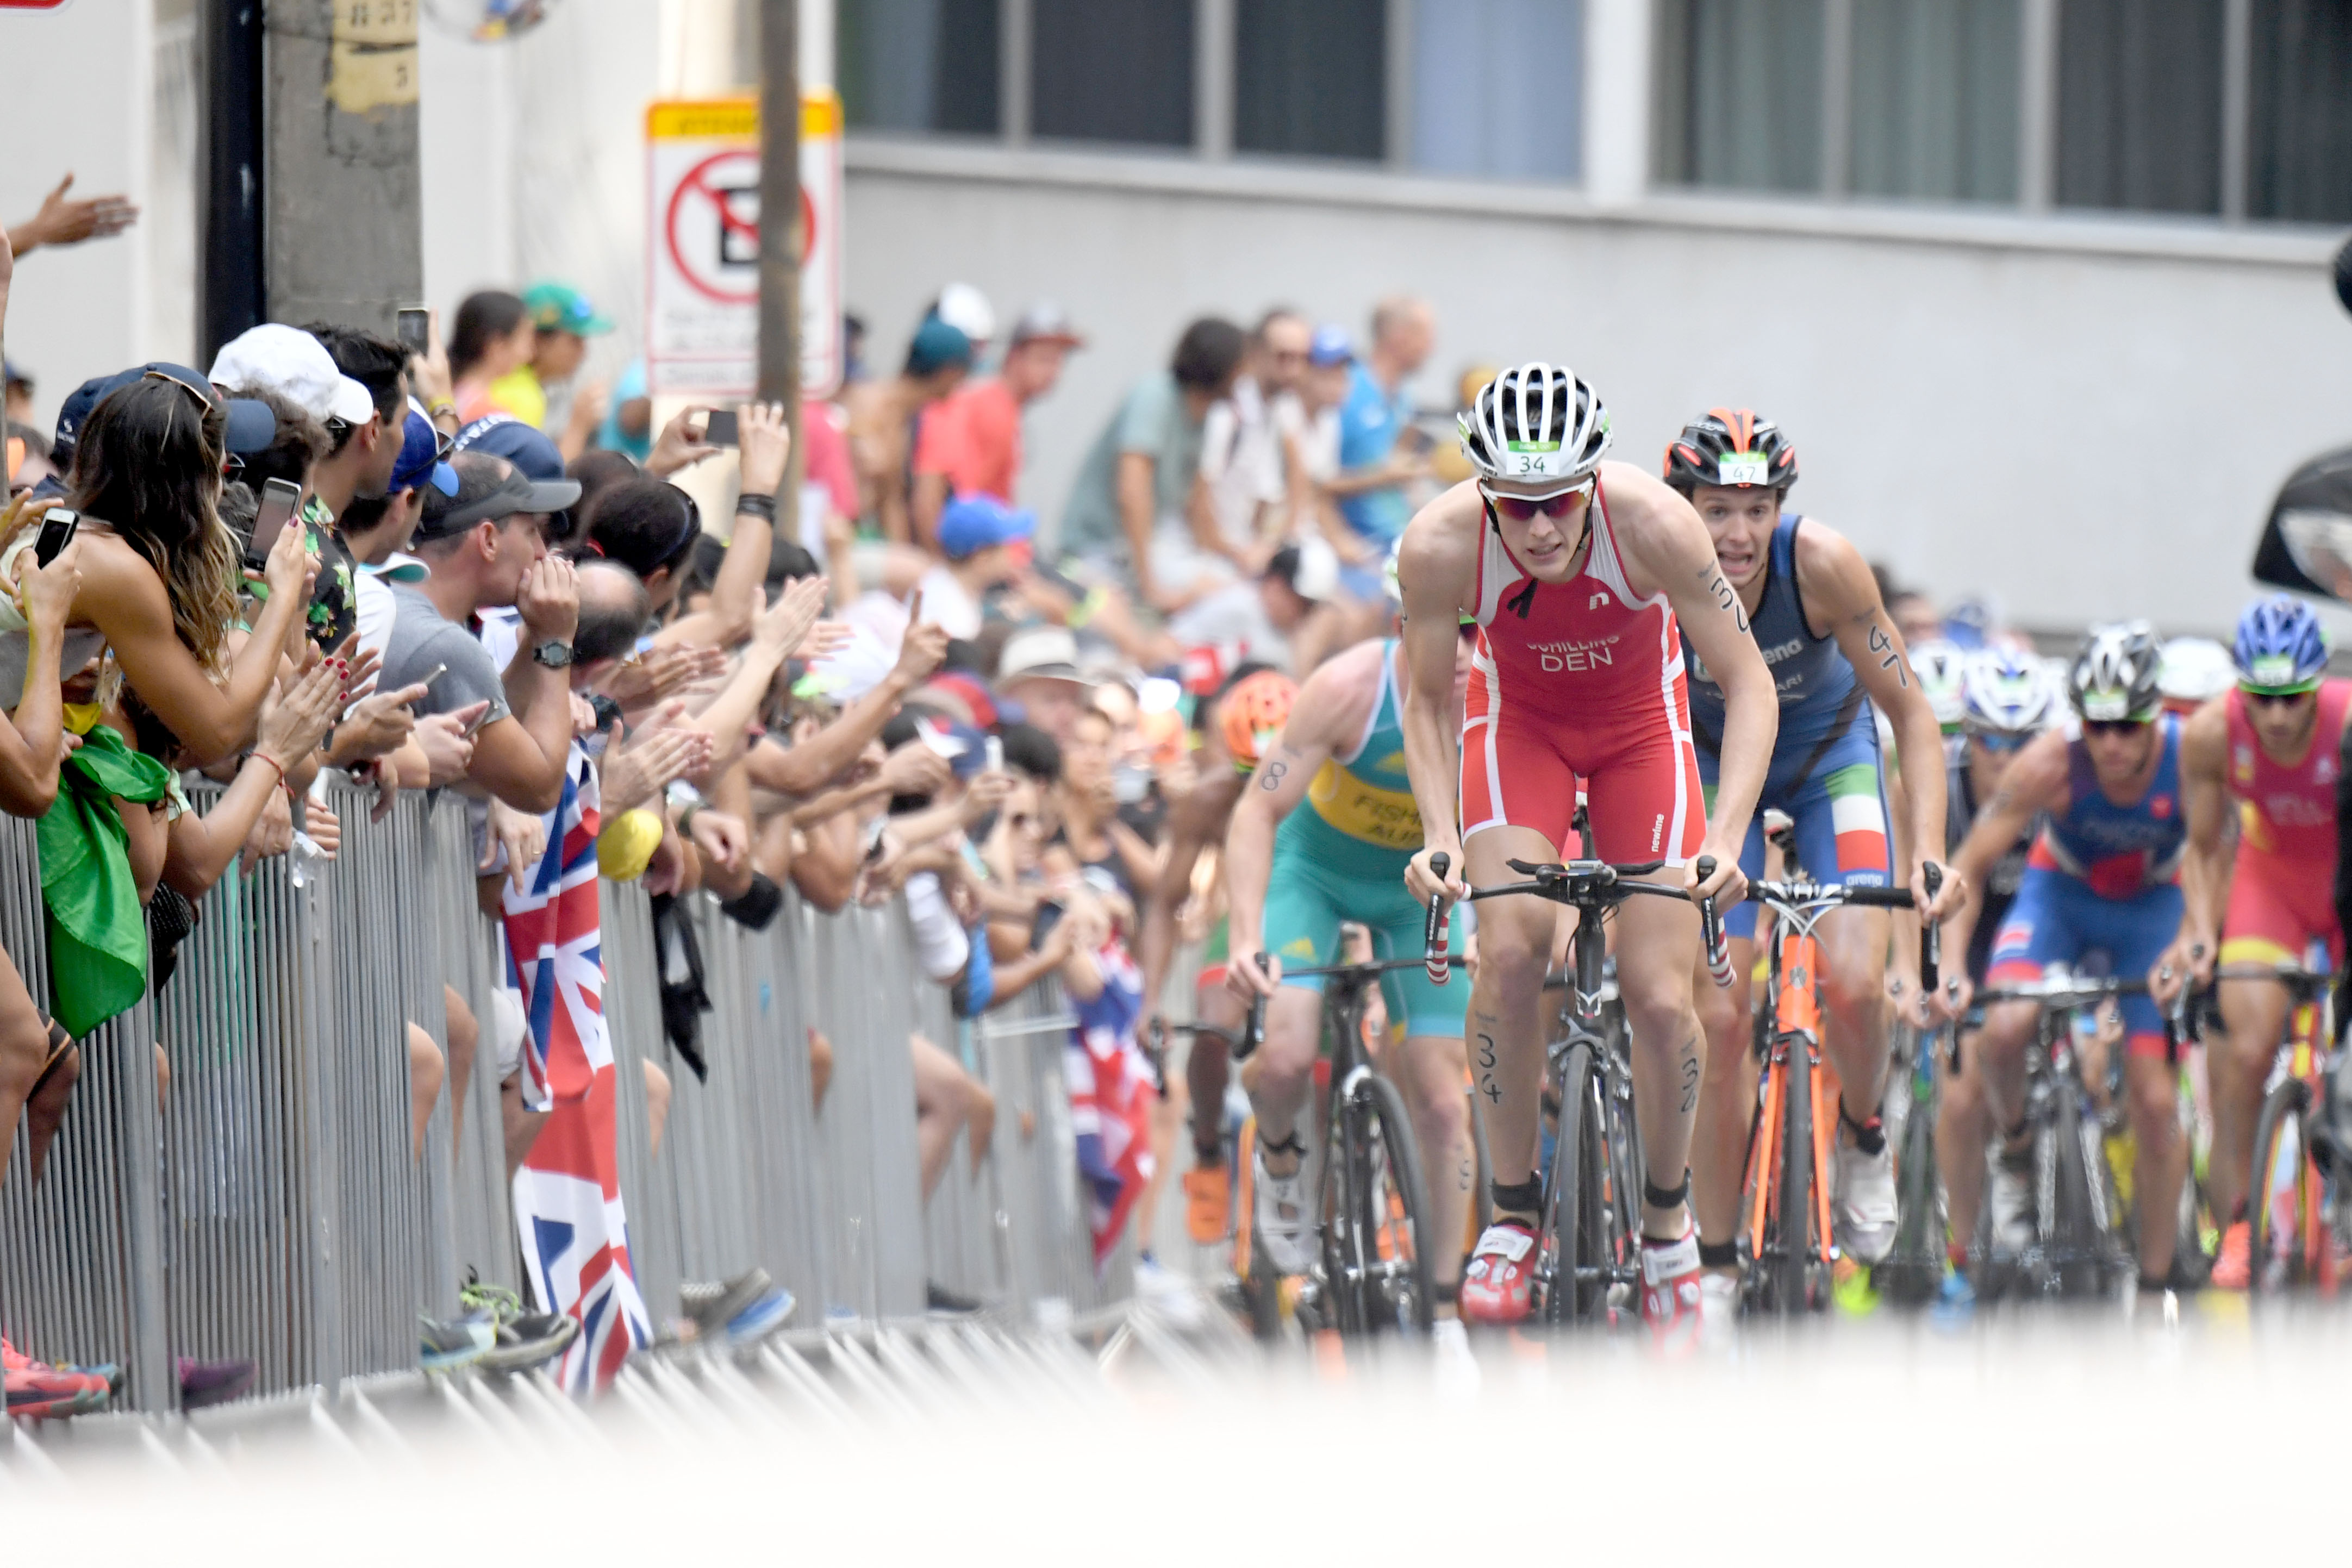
[37,724,173,1039]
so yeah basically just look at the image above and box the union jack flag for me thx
[506,749,650,1391]
[1064,940,1155,1274]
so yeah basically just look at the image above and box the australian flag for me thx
[506,748,651,1392]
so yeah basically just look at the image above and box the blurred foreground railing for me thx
[0,777,1118,1413]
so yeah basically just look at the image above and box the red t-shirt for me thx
[912,379,1021,503]
[801,398,858,518]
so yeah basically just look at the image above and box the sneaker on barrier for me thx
[420,1315,494,1372]
[1639,1231,1704,1354]
[4,1340,108,1420]
[479,1311,580,1372]
[926,1282,983,1315]
[681,1269,776,1336]
[177,1357,256,1410]
[1182,1164,1231,1246]
[720,1286,796,1346]
[1458,1220,1539,1326]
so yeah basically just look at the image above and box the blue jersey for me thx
[1683,514,1867,762]
[2030,714,2188,899]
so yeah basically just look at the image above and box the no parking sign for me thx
[645,93,843,400]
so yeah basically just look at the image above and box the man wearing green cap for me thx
[488,281,614,461]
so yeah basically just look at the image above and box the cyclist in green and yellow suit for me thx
[1225,634,1474,1290]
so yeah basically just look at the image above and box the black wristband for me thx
[734,491,778,521]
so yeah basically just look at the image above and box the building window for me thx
[2056,0,2223,215]
[1848,0,2019,203]
[1032,0,1195,147]
[2249,0,2352,223]
[1411,0,1583,180]
[838,0,1003,136]
[1234,0,1385,160]
[1654,0,1825,193]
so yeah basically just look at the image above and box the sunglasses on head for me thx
[142,367,217,410]
[2082,718,2148,738]
[1481,480,1593,524]
[2243,685,2317,710]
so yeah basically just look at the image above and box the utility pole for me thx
[757,0,802,469]
[199,0,267,365]
[262,0,422,333]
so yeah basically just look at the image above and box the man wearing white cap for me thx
[209,323,376,430]
[996,624,1094,745]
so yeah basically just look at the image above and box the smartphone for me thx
[32,507,78,567]
[246,478,303,568]
[396,306,431,357]
[701,409,740,447]
[984,735,1003,774]
[1030,898,1066,951]
[459,703,494,740]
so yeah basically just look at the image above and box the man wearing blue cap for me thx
[909,493,1034,639]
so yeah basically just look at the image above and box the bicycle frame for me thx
[1736,872,1928,1310]
[2220,961,2338,1291]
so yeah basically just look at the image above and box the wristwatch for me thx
[532,640,575,669]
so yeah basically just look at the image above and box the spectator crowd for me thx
[0,160,1490,1416]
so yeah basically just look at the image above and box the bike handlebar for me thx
[1695,855,1734,990]
[1424,852,1454,985]
[1418,849,1736,991]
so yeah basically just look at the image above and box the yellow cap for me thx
[596,808,665,882]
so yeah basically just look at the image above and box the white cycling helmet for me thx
[1961,646,2061,736]
[1911,638,1969,733]
[2156,635,2235,706]
[2069,621,2163,722]
[1458,363,1611,488]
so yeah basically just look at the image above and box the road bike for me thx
[1232,953,1468,1338]
[1735,869,1935,1314]
[1969,973,2148,1300]
[2225,959,2347,1297]
[1426,849,1731,1326]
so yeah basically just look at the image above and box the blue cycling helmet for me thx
[2232,595,2329,694]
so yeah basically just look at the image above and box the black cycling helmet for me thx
[1662,408,1799,497]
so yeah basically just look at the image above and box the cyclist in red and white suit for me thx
[1399,364,1778,1344]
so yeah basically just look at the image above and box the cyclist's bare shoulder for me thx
[1398,479,1482,607]
[2179,694,2230,774]
[1595,461,1710,588]
[1289,636,1387,749]
[2000,728,2076,813]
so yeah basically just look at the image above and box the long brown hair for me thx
[66,376,241,674]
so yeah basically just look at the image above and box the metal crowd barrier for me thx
[1,772,1128,1415]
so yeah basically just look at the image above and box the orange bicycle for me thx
[2236,958,2345,1297]
[1738,867,1935,1315]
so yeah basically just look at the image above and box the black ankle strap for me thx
[1642,1168,1690,1210]
[1259,1131,1305,1158]
[1698,1239,1739,1269]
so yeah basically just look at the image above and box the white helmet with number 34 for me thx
[1457,363,1611,488]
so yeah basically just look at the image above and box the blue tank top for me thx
[1683,514,1866,759]
[2030,714,2188,898]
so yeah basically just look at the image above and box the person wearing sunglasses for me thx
[1943,621,2195,1298]
[2169,595,2350,1289]
[1392,363,1779,1344]
[1924,645,2064,1319]
[1660,408,1963,1325]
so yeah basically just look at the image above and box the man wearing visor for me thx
[2174,594,2350,1288]
[1393,363,1779,1344]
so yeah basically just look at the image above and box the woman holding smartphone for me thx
[44,372,315,764]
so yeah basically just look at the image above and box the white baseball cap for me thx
[934,282,995,346]
[208,324,376,428]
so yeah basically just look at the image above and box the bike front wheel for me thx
[2248,1079,2323,1298]
[1758,1043,1819,1315]
[1322,1072,1436,1335]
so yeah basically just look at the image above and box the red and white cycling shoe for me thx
[1639,1231,1704,1353]
[1459,1220,1539,1326]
